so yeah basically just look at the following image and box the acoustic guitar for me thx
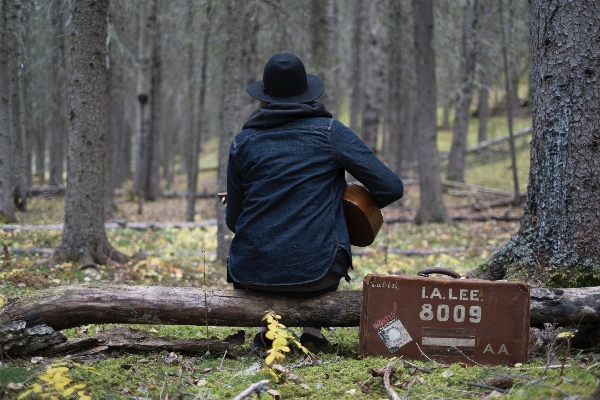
[218,182,383,247]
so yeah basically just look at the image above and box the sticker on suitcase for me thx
[373,311,412,353]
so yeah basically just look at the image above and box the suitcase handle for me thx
[417,268,463,279]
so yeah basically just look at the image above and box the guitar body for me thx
[342,183,383,247]
[218,182,383,247]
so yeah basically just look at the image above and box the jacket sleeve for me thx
[225,141,243,233]
[329,120,403,208]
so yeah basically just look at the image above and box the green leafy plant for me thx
[262,310,310,382]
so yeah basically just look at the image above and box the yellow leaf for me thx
[265,353,276,365]
[51,396,59,400]
[72,383,86,389]
[265,331,276,340]
[276,329,288,337]
[273,337,287,348]
[63,387,75,396]
[17,389,33,400]
[32,383,43,393]
[557,331,576,339]
[78,391,92,400]
[41,394,50,399]
[55,379,72,392]
[278,345,290,352]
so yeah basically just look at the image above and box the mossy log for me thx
[2,284,600,356]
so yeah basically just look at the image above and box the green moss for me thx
[549,271,600,288]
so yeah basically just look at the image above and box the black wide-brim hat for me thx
[246,53,324,104]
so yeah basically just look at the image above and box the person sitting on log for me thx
[225,53,403,349]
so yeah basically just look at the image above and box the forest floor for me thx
[2,121,600,399]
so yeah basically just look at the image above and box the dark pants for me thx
[228,250,351,298]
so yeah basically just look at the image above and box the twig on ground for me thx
[458,380,507,394]
[402,360,432,374]
[232,379,271,400]
[383,361,402,400]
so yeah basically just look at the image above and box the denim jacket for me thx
[226,102,403,286]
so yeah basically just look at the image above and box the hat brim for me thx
[246,74,324,104]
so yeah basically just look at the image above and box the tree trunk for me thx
[478,0,600,284]
[310,0,337,117]
[349,0,362,134]
[6,0,27,211]
[3,285,600,356]
[477,51,490,143]
[387,1,403,176]
[53,0,127,266]
[447,0,480,183]
[48,0,68,187]
[0,0,15,223]
[216,0,243,262]
[360,0,384,153]
[412,0,448,224]
[134,0,158,203]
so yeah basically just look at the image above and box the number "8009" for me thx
[419,304,481,323]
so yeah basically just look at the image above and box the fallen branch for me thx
[383,362,402,400]
[232,379,271,400]
[2,285,600,356]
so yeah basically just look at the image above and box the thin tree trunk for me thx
[498,0,520,204]
[349,0,362,134]
[360,0,384,153]
[147,0,161,201]
[6,0,27,211]
[0,0,15,222]
[216,0,244,262]
[48,0,67,187]
[134,0,157,203]
[447,0,480,183]
[310,0,336,117]
[53,0,127,266]
[479,0,600,283]
[185,0,199,221]
[477,54,490,143]
[413,0,448,224]
[387,0,404,175]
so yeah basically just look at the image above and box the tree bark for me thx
[360,0,384,153]
[447,0,480,183]
[6,0,27,211]
[479,0,600,284]
[216,0,244,262]
[134,0,159,202]
[48,0,68,187]
[477,51,490,143]
[184,0,199,222]
[412,0,448,224]
[348,0,362,135]
[0,0,15,223]
[3,285,600,356]
[310,0,337,117]
[53,0,127,266]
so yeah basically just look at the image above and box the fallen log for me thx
[2,284,600,356]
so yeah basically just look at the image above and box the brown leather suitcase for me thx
[359,269,530,366]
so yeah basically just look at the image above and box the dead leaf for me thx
[483,375,514,389]
[197,379,208,387]
[483,390,503,398]
[267,388,281,399]
[201,367,213,374]
[441,370,453,378]
[7,382,22,391]
[300,384,310,390]
[345,389,357,394]
[287,373,302,383]
[121,387,133,394]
